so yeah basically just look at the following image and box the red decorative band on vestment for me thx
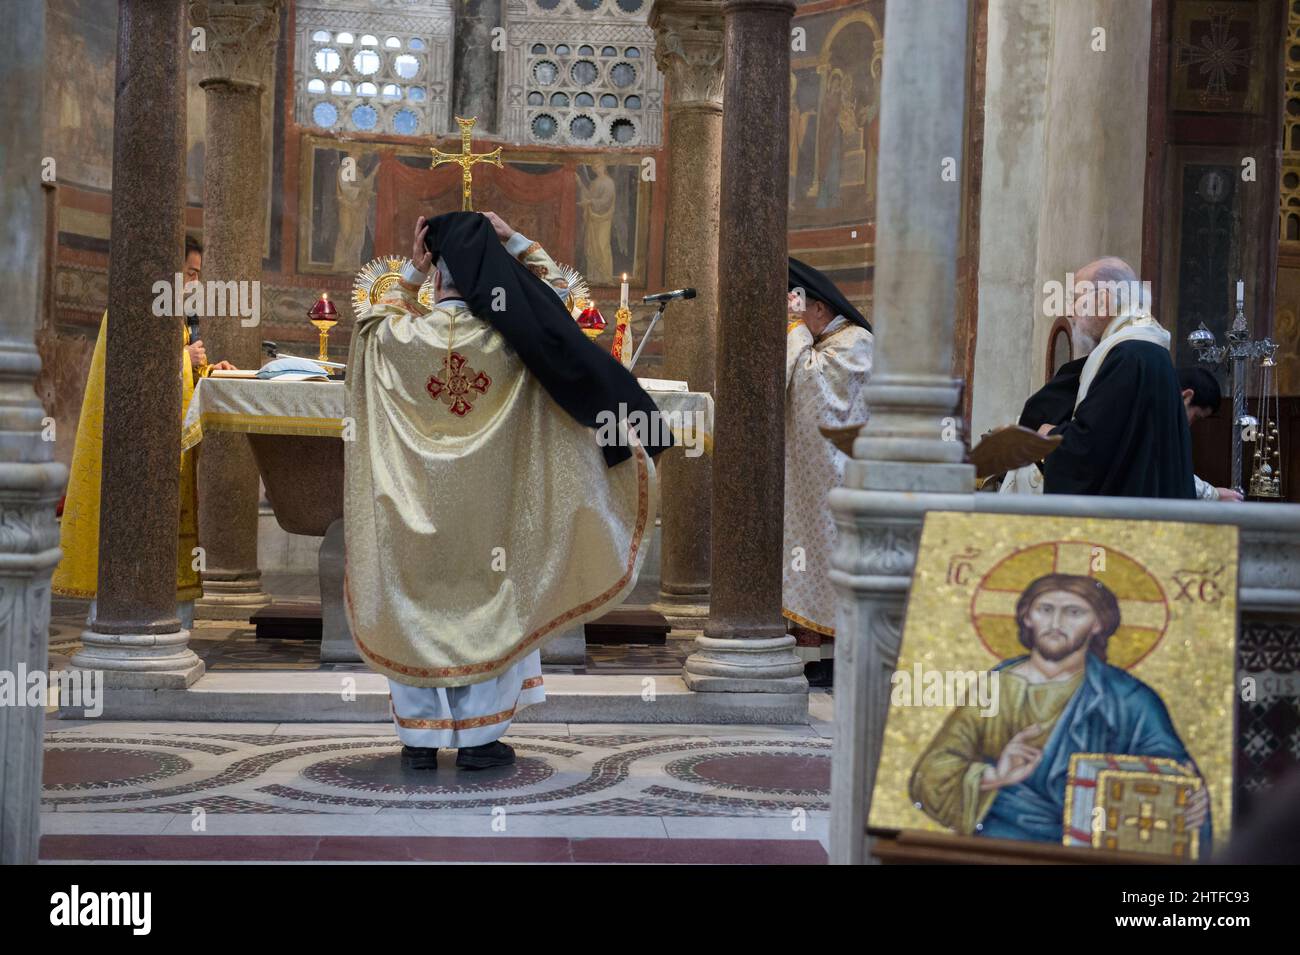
[782,607,835,637]
[346,445,650,680]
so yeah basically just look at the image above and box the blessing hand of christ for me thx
[979,723,1044,791]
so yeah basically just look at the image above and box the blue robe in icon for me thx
[911,652,1212,857]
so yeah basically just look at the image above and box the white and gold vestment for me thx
[782,315,872,657]
[345,232,657,746]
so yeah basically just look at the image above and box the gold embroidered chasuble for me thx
[781,316,872,636]
[344,241,657,688]
[53,312,202,601]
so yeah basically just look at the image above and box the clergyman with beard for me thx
[1037,258,1196,498]
[908,574,1211,853]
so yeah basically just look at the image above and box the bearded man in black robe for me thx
[1038,257,1195,499]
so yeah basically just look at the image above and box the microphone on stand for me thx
[629,289,695,371]
[642,287,697,303]
[184,290,202,364]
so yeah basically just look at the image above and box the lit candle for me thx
[1236,279,1244,307]
[620,272,629,310]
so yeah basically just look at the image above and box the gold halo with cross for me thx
[969,540,1170,670]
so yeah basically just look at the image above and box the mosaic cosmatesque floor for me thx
[39,718,833,864]
[45,585,831,863]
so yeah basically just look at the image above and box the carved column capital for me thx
[650,0,724,112]
[189,0,281,91]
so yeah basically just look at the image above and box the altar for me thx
[182,376,713,663]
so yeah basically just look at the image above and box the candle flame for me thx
[622,273,627,282]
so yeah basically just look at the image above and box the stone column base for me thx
[650,592,710,633]
[196,576,272,621]
[68,628,205,690]
[683,634,808,693]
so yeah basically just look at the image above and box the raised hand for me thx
[412,215,433,272]
[483,210,515,243]
[980,723,1045,791]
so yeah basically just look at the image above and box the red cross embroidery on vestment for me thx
[426,351,491,416]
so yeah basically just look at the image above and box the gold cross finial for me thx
[430,116,503,211]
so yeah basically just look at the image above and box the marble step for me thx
[57,672,809,725]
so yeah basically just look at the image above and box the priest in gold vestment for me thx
[345,212,666,770]
[53,237,233,624]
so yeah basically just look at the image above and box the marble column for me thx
[826,0,973,864]
[452,0,503,133]
[191,0,279,620]
[682,0,804,708]
[0,0,67,865]
[70,2,202,691]
[649,0,724,630]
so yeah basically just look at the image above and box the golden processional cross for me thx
[430,115,503,211]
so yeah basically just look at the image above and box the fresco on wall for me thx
[575,159,644,286]
[298,142,384,275]
[788,5,881,230]
[45,0,117,191]
[299,136,648,289]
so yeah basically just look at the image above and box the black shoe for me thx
[400,745,439,770]
[805,660,834,688]
[455,740,515,770]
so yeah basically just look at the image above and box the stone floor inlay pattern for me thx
[40,720,832,862]
[42,727,831,818]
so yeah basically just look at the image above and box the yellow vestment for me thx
[52,312,203,601]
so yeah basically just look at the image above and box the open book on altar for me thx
[636,377,688,392]
[210,357,333,382]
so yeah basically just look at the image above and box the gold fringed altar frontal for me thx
[181,378,348,450]
[868,511,1237,860]
[184,412,346,447]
